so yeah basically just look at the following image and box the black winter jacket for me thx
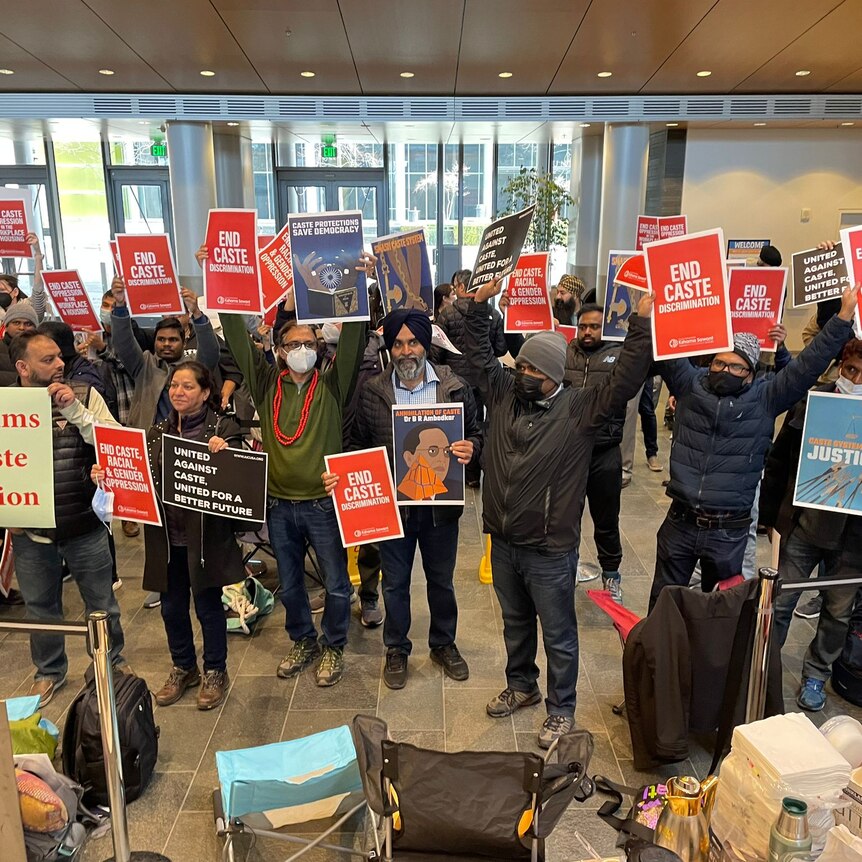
[760,383,862,562]
[0,335,16,386]
[465,300,652,553]
[658,314,853,514]
[143,409,246,594]
[351,362,482,528]
[432,297,507,387]
[564,340,625,450]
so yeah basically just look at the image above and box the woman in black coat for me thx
[93,360,245,710]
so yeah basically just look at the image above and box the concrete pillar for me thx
[595,123,649,301]
[569,132,603,293]
[213,131,255,210]
[165,121,217,294]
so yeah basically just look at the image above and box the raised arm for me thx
[463,277,513,407]
[181,286,220,371]
[26,233,48,321]
[109,276,146,380]
[220,312,276,409]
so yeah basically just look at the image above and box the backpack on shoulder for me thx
[61,666,159,805]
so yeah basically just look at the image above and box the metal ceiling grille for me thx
[1,93,861,122]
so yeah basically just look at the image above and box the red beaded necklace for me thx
[272,369,319,446]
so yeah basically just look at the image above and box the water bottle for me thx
[768,798,812,862]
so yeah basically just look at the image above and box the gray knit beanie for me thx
[518,331,568,384]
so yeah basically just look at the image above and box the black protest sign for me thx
[791,243,850,308]
[161,434,267,522]
[467,205,536,292]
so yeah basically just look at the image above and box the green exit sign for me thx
[150,143,167,158]
[322,144,337,159]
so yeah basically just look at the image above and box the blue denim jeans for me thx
[490,536,579,717]
[12,527,125,682]
[160,546,227,672]
[773,529,856,681]
[267,496,351,648]
[378,509,459,655]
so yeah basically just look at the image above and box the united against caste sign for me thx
[792,244,849,308]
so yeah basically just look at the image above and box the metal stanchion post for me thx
[744,567,779,724]
[88,612,171,862]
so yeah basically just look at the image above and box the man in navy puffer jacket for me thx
[648,283,858,611]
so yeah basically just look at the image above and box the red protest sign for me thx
[258,221,294,312]
[728,267,787,352]
[257,234,274,249]
[94,424,161,527]
[636,216,659,251]
[204,209,263,314]
[659,215,688,241]
[645,228,733,360]
[0,188,32,258]
[839,226,862,330]
[615,254,648,291]
[109,240,122,276]
[42,270,101,332]
[324,447,403,547]
[116,234,182,316]
[504,252,551,333]
[555,323,577,344]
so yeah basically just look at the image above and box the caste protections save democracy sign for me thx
[41,270,101,332]
[0,388,55,528]
[93,424,161,526]
[793,391,862,517]
[324,447,404,547]
[161,435,267,522]
[727,267,787,352]
[116,233,183,316]
[204,209,264,314]
[503,252,552,333]
[644,228,733,361]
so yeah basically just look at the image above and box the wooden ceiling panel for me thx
[0,1,169,90]
[455,0,591,94]
[213,0,360,94]
[827,65,862,91]
[736,0,862,91]
[0,33,78,90]
[643,0,843,93]
[548,0,719,93]
[340,0,462,93]
[82,0,264,92]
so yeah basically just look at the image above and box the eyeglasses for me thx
[282,340,317,352]
[415,446,452,458]
[710,358,750,377]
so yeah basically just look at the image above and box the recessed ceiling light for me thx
[227,122,239,126]
[400,71,415,78]
[795,70,811,77]
[841,122,855,126]
[200,70,215,77]
[99,69,114,76]
[666,122,679,127]
[696,70,712,77]
[498,71,513,78]
[753,122,767,126]
[597,71,613,78]
[300,70,315,78]
[0,69,14,76]
[579,122,591,128]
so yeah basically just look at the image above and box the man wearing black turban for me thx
[323,308,483,691]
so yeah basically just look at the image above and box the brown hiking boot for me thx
[197,670,229,710]
[155,666,201,706]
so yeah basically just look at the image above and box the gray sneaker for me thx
[794,593,823,620]
[143,591,161,609]
[360,599,383,627]
[486,687,542,718]
[277,639,322,678]
[538,714,574,749]
[602,573,623,605]
[315,646,344,687]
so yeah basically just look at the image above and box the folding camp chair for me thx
[235,523,326,590]
[213,725,377,861]
[351,714,595,862]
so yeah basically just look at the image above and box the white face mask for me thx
[283,345,317,374]
[321,322,341,345]
[836,373,862,396]
[99,310,112,329]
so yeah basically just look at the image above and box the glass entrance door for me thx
[109,171,173,237]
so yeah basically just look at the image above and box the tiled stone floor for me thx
[2,430,860,861]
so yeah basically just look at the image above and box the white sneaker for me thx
[112,578,123,592]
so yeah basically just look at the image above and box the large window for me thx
[252,142,276,234]
[284,140,384,169]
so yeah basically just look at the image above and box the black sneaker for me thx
[315,646,344,687]
[383,650,409,690]
[277,639,322,678]
[430,644,469,681]
[794,593,823,620]
[486,686,542,718]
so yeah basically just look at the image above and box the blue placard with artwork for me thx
[288,210,369,324]
[793,390,862,516]
[372,228,433,317]
[603,249,638,342]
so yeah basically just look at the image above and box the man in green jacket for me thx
[198,245,371,687]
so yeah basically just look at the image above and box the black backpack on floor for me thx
[61,667,159,805]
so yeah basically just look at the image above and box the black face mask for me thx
[707,370,748,397]
[514,372,547,402]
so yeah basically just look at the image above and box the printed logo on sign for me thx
[669,339,679,348]
[354,529,361,538]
